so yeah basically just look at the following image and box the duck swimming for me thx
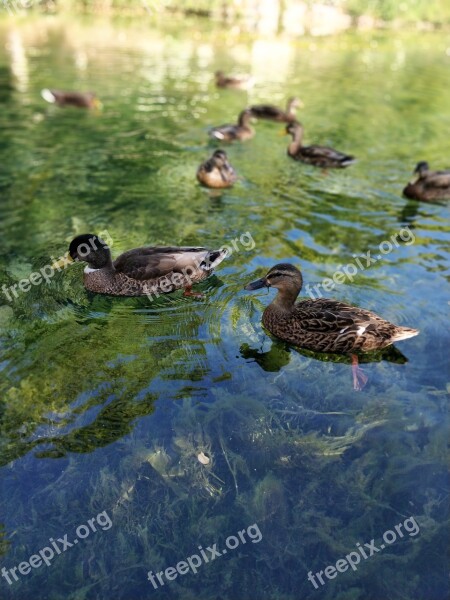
[196,149,237,189]
[285,121,355,169]
[53,234,227,298]
[214,70,254,90]
[41,89,102,109]
[209,109,255,142]
[249,97,302,123]
[403,161,450,202]
[245,263,418,390]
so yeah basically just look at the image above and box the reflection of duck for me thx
[196,149,237,189]
[214,70,254,90]
[286,121,355,169]
[249,97,302,123]
[41,89,102,109]
[245,263,418,390]
[403,161,450,202]
[53,234,227,298]
[209,109,254,142]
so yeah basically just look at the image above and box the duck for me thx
[52,234,228,298]
[41,89,102,109]
[214,70,254,90]
[249,97,302,123]
[285,121,355,169]
[403,161,450,202]
[196,149,237,189]
[209,109,255,142]
[245,263,419,390]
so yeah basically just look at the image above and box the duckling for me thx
[403,161,450,202]
[209,109,254,142]
[245,263,418,390]
[286,121,355,169]
[53,234,227,298]
[249,97,302,123]
[41,89,102,109]
[196,149,237,189]
[214,70,254,90]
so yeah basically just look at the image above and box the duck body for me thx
[245,264,418,388]
[403,161,450,202]
[58,235,227,297]
[209,109,254,142]
[196,149,237,189]
[215,70,254,90]
[41,89,100,109]
[286,122,355,169]
[249,97,301,123]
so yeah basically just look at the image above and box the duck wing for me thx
[301,144,355,165]
[425,169,450,189]
[249,104,283,120]
[113,247,226,281]
[209,124,237,140]
[285,298,418,352]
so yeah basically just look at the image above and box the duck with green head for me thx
[53,234,228,298]
[245,263,419,390]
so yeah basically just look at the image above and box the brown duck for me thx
[403,161,450,202]
[249,97,302,123]
[214,70,254,90]
[196,150,237,189]
[286,121,355,169]
[245,263,419,390]
[53,234,227,298]
[209,109,254,142]
[41,89,102,109]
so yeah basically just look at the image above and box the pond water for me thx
[0,16,449,600]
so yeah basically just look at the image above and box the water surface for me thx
[0,16,449,600]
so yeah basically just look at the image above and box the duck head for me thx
[245,263,303,307]
[211,149,229,168]
[414,161,429,176]
[68,234,113,269]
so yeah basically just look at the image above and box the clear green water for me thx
[0,16,449,600]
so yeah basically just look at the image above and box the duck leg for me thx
[351,354,368,391]
[183,286,204,298]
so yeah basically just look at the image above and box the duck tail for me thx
[41,88,56,104]
[341,155,356,166]
[391,326,419,343]
[200,248,228,271]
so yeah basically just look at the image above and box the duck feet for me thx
[183,286,204,298]
[351,354,368,391]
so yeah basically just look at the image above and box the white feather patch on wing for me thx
[212,131,225,139]
[356,326,367,336]
[84,266,100,273]
[41,89,56,103]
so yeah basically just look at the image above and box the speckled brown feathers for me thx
[286,121,355,169]
[209,109,254,142]
[249,97,301,123]
[41,89,100,109]
[245,263,418,354]
[196,150,237,188]
[403,161,450,202]
[61,235,227,297]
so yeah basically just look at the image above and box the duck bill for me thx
[245,277,267,291]
[51,254,73,269]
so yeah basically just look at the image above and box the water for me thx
[0,16,449,600]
